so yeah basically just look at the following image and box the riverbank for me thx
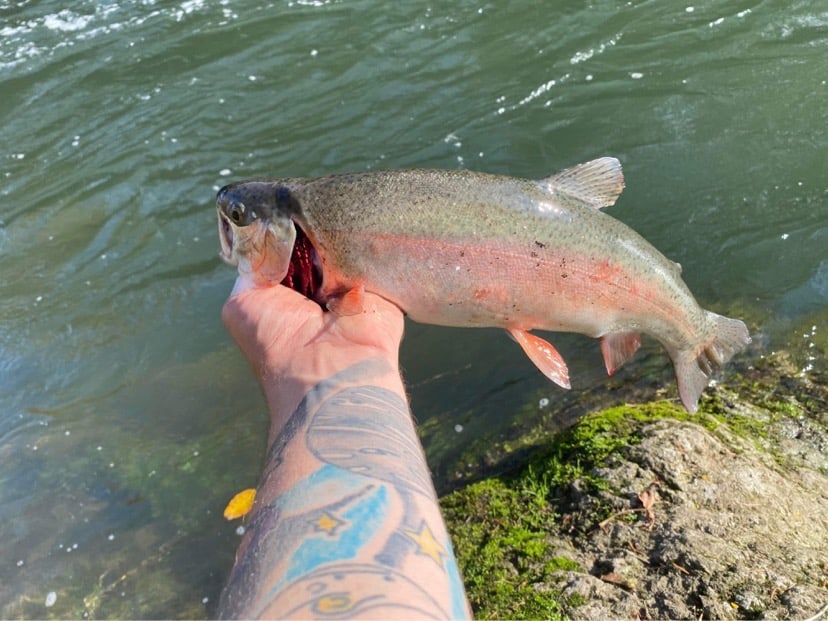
[441,323,827,619]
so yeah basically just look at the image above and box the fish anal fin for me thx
[601,331,642,375]
[326,283,365,316]
[508,328,570,389]
[540,156,625,210]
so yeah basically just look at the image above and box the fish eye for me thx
[230,202,244,223]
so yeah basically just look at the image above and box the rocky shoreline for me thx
[440,343,828,619]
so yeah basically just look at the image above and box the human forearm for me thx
[219,291,470,619]
[220,358,470,619]
[256,329,405,446]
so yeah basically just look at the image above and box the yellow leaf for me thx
[224,488,256,520]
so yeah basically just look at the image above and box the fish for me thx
[216,157,750,412]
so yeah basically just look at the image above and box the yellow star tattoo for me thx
[404,520,447,567]
[312,511,344,535]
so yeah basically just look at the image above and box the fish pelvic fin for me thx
[326,283,366,316]
[540,157,625,210]
[601,331,642,375]
[508,329,571,389]
[670,312,751,413]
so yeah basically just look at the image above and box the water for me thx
[1,0,825,617]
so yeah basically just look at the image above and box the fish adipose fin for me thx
[326,283,366,316]
[601,331,642,375]
[540,157,625,210]
[508,329,571,389]
[670,312,751,413]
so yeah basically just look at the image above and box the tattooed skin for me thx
[218,359,470,620]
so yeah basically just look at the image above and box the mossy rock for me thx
[441,349,828,620]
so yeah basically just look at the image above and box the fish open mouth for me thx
[218,208,323,304]
[217,209,235,265]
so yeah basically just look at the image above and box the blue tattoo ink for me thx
[285,485,388,581]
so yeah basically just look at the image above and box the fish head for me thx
[216,181,297,288]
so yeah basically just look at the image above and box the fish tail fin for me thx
[704,312,752,367]
[670,312,751,413]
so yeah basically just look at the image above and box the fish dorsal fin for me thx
[539,157,625,210]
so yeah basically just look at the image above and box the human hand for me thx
[222,283,405,428]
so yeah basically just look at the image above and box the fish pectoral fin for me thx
[507,329,571,389]
[601,331,642,375]
[540,157,625,210]
[326,283,366,316]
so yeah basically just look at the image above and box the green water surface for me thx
[1,0,825,617]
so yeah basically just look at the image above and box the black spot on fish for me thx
[561,273,568,279]
[534,240,546,249]
[275,186,291,206]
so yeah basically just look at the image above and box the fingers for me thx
[222,284,406,372]
[336,294,405,348]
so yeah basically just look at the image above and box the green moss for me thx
[537,401,690,494]
[441,401,691,619]
[546,556,583,573]
[442,477,567,619]
[440,341,828,619]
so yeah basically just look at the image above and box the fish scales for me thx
[216,158,750,412]
[291,170,698,339]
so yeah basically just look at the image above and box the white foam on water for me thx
[290,0,338,7]
[43,10,93,32]
[517,73,571,107]
[569,33,622,65]
[1,1,238,72]
[180,0,205,13]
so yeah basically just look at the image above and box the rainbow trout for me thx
[216,157,750,412]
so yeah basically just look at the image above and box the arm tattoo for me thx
[219,359,469,620]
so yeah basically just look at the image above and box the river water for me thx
[1,0,825,617]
